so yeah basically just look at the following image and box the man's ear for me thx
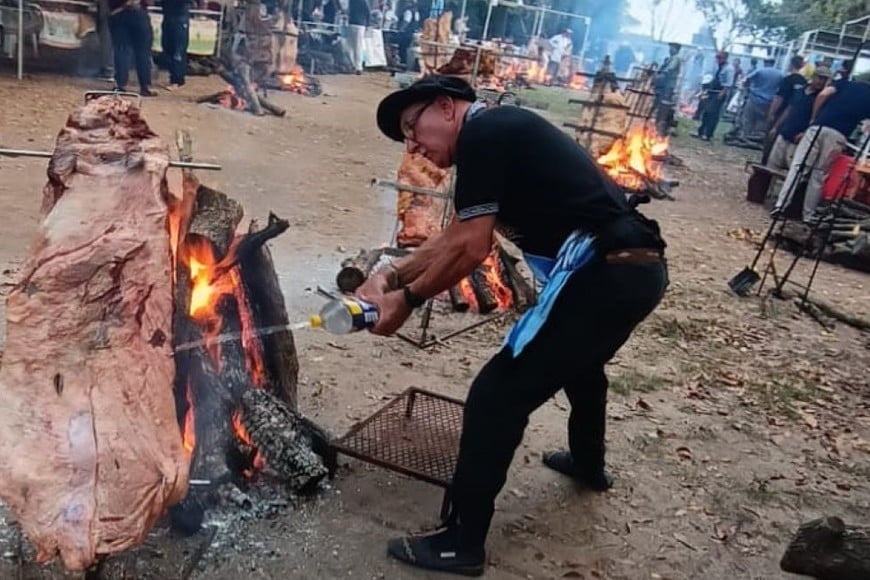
[437,95,456,120]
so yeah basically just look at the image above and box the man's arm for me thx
[403,215,496,298]
[768,95,784,122]
[811,86,837,122]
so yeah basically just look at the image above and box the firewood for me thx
[238,389,329,491]
[210,212,290,282]
[240,218,299,409]
[259,95,287,117]
[219,67,264,116]
[187,184,244,253]
[497,247,536,312]
[781,516,870,580]
[448,285,470,312]
[196,90,230,104]
[776,288,870,332]
[336,248,386,292]
[470,265,498,314]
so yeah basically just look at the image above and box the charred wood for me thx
[448,285,470,312]
[258,95,287,117]
[211,212,290,281]
[336,248,386,293]
[240,218,299,409]
[238,389,329,492]
[780,516,870,580]
[470,265,498,314]
[497,248,536,312]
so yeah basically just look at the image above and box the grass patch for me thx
[754,377,816,421]
[649,315,709,341]
[609,370,665,396]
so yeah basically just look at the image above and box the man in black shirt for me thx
[766,66,830,172]
[761,55,807,163]
[356,75,668,576]
[161,0,191,90]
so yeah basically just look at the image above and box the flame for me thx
[479,253,513,310]
[457,249,513,312]
[218,86,247,111]
[232,411,266,477]
[278,66,309,94]
[525,61,550,85]
[182,380,195,455]
[596,125,669,191]
[569,72,586,91]
[457,276,479,311]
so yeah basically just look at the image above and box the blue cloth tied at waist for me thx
[504,230,597,357]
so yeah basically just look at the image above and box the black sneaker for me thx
[387,525,485,577]
[542,451,614,491]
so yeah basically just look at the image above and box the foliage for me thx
[693,0,754,50]
[743,0,870,41]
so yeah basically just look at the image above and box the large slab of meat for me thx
[395,152,451,247]
[0,98,188,570]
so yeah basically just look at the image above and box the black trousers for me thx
[698,95,724,139]
[109,7,154,91]
[449,259,669,548]
[161,11,189,85]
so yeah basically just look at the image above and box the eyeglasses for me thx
[401,100,435,141]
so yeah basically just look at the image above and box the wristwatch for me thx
[402,285,426,309]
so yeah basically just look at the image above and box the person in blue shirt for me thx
[740,58,783,138]
[766,66,830,172]
[774,75,870,221]
[694,51,734,141]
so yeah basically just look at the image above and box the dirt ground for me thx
[0,70,868,580]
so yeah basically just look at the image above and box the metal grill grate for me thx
[331,388,464,487]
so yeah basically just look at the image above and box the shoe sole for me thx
[387,541,485,577]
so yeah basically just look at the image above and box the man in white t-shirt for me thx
[547,29,572,84]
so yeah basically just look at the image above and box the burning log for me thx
[470,265,499,314]
[448,285,470,312]
[220,65,264,116]
[498,247,536,312]
[238,389,330,490]
[0,97,188,570]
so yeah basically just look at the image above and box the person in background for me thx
[835,59,853,81]
[161,0,191,91]
[740,57,783,138]
[547,29,572,85]
[109,0,157,97]
[732,58,743,86]
[95,0,115,82]
[773,74,870,221]
[348,0,370,74]
[761,55,807,163]
[694,51,734,141]
[653,42,682,114]
[766,66,830,173]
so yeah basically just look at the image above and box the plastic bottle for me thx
[309,298,380,334]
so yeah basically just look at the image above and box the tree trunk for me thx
[780,516,870,580]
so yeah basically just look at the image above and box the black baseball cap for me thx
[376,75,477,142]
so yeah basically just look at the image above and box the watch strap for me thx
[402,285,426,309]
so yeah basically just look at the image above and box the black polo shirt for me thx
[453,106,663,258]
[774,73,807,118]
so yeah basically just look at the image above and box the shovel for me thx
[728,217,778,296]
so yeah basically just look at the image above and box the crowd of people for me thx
[95,0,196,96]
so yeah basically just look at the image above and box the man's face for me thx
[716,52,727,65]
[399,97,459,168]
[810,74,828,90]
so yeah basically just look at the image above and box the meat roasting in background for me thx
[0,97,330,571]
[337,154,536,313]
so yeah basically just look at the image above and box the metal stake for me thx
[0,148,222,171]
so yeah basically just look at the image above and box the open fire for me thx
[596,125,669,191]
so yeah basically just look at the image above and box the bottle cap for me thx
[309,314,322,328]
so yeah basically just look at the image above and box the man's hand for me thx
[354,271,393,300]
[365,290,412,336]
[794,132,804,144]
